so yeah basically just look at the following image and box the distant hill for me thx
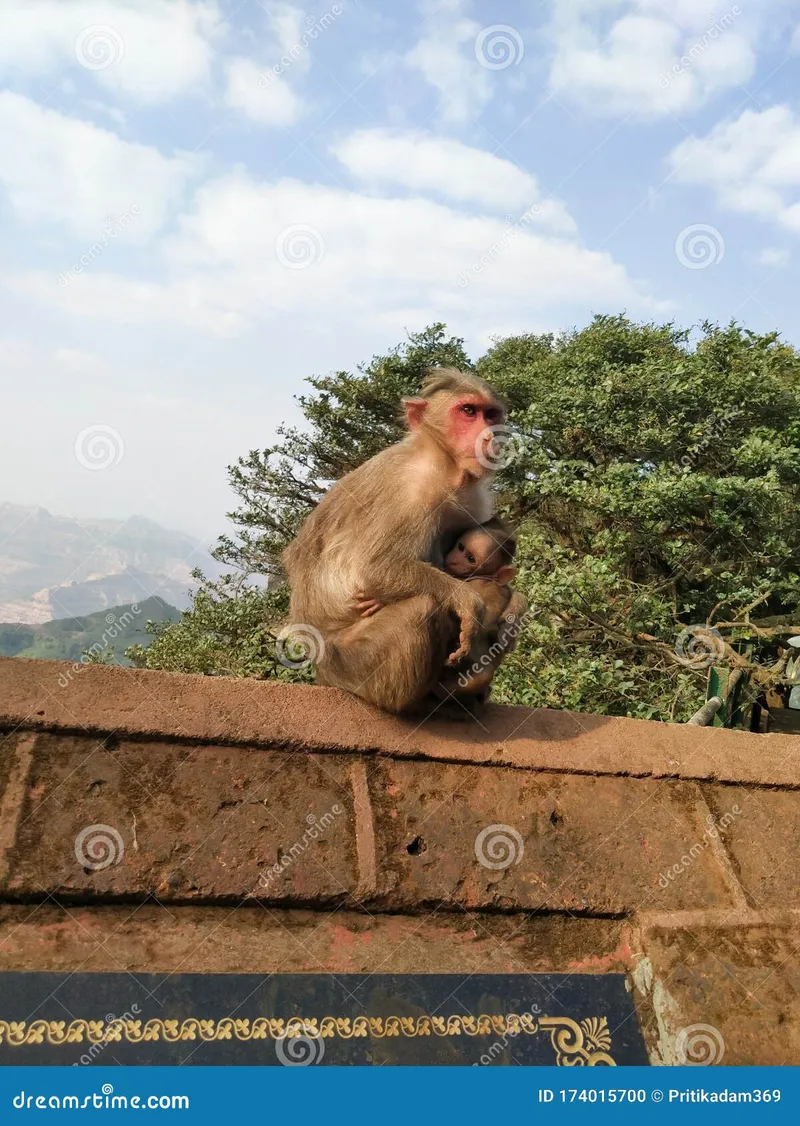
[0,503,219,623]
[0,596,180,665]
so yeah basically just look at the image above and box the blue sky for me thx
[1,0,799,542]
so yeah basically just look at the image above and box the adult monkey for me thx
[282,368,507,713]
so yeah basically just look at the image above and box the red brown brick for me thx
[0,903,632,975]
[2,734,357,903]
[367,759,738,914]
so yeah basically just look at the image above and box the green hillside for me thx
[0,597,179,666]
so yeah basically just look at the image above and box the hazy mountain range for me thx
[0,503,219,624]
[0,596,180,664]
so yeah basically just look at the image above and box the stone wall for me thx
[1,656,798,1064]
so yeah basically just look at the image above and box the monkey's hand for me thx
[352,591,384,618]
[446,586,484,666]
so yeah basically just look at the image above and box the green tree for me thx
[133,316,800,722]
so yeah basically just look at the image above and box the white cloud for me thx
[331,129,575,231]
[548,1,755,117]
[224,57,305,126]
[405,7,492,124]
[758,247,790,267]
[0,0,221,103]
[0,92,200,239]
[4,168,661,337]
[668,106,800,232]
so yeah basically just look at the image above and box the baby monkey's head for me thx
[444,517,517,585]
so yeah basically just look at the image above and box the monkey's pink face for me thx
[448,398,504,474]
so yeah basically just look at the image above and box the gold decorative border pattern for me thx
[0,1014,614,1065]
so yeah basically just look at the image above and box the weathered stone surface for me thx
[0,729,18,809]
[2,734,357,903]
[368,760,737,913]
[0,904,632,975]
[707,787,800,909]
[3,656,800,787]
[634,909,800,1066]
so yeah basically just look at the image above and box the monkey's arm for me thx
[362,558,484,664]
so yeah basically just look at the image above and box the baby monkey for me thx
[354,517,526,704]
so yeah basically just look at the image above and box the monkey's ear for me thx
[494,565,517,586]
[402,397,428,431]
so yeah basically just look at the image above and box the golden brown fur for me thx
[282,368,509,713]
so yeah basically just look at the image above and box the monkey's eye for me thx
[460,403,476,416]
[467,553,476,564]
